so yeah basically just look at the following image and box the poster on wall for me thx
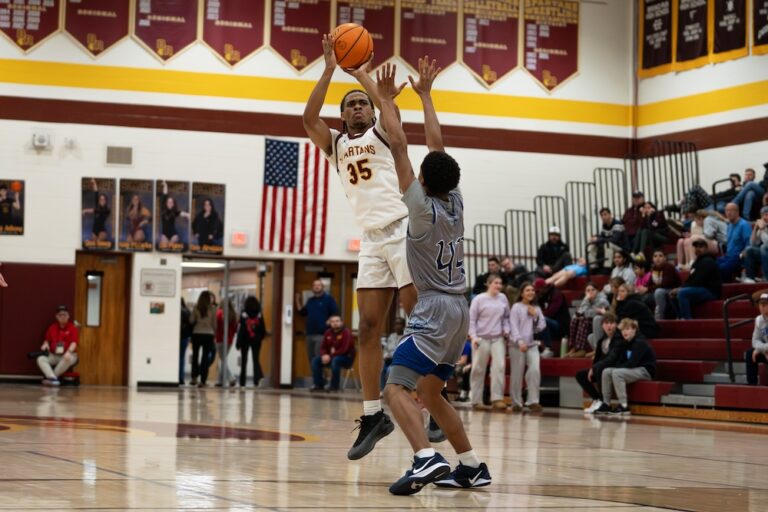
[156,180,190,253]
[675,0,709,71]
[639,0,674,78]
[712,0,747,63]
[522,0,579,92]
[132,0,199,62]
[269,0,330,72]
[461,0,520,87]
[755,0,768,55]
[0,0,60,53]
[0,179,24,236]
[336,0,395,69]
[118,179,154,252]
[399,0,459,73]
[190,182,225,255]
[81,178,116,250]
[202,0,265,66]
[64,0,130,58]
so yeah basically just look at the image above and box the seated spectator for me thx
[731,168,764,220]
[535,226,572,278]
[649,249,682,320]
[37,305,79,386]
[603,250,635,295]
[576,312,625,413]
[534,278,570,358]
[565,282,609,358]
[588,207,628,271]
[310,315,355,392]
[746,292,768,386]
[718,203,751,281]
[472,256,501,296]
[632,256,655,311]
[678,184,714,218]
[453,339,472,402]
[614,282,659,338]
[622,191,646,247]
[593,318,657,416]
[509,282,546,412]
[667,239,723,319]
[500,256,531,288]
[743,206,768,283]
[544,257,587,288]
[711,173,742,213]
[593,276,626,342]
[632,201,670,258]
[381,317,405,390]
[676,209,726,271]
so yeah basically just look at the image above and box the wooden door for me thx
[74,252,130,385]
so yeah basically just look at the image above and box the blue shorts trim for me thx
[390,336,454,381]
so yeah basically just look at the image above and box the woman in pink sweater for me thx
[508,282,547,412]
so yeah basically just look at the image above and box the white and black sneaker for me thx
[434,462,492,489]
[610,404,631,416]
[593,402,611,415]
[389,452,451,495]
[584,400,600,413]
[347,410,395,460]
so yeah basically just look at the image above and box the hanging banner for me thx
[522,0,579,92]
[191,182,225,255]
[118,179,154,252]
[64,0,130,58]
[639,0,674,77]
[156,180,190,252]
[202,0,265,66]
[675,0,708,70]
[461,0,520,87]
[269,0,330,72]
[132,0,199,62]
[710,0,747,63]
[0,180,24,236]
[755,0,768,55]
[0,0,60,53]
[399,0,459,73]
[336,0,395,69]
[81,178,116,250]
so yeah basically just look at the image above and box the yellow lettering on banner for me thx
[524,0,578,26]
[464,0,519,21]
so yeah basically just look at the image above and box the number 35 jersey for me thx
[328,118,408,231]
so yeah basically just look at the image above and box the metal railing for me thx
[565,181,597,260]
[723,293,753,383]
[594,167,628,220]
[626,141,699,210]
[504,209,537,270]
[534,195,568,248]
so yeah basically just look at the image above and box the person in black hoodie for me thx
[236,295,267,387]
[669,239,723,319]
[594,318,657,416]
[535,226,572,277]
[576,312,627,413]
[614,282,659,338]
[192,198,223,248]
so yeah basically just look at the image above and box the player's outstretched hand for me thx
[375,63,407,101]
[408,55,441,97]
[322,34,337,71]
[343,53,374,78]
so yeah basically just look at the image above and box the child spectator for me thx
[575,313,626,413]
[745,292,768,385]
[565,282,608,358]
[614,282,659,338]
[742,206,768,283]
[509,282,546,412]
[648,249,681,320]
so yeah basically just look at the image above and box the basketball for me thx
[10,181,22,193]
[332,23,373,70]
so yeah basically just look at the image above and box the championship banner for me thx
[336,0,395,69]
[0,179,24,236]
[81,178,116,251]
[202,0,265,66]
[118,179,154,252]
[710,0,747,63]
[399,0,459,73]
[639,0,674,77]
[64,0,130,58]
[132,0,199,62]
[191,182,225,255]
[522,0,579,92]
[269,0,331,72]
[461,0,520,87]
[156,180,190,253]
[755,0,768,55]
[675,0,709,71]
[0,0,60,53]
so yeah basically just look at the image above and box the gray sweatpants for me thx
[306,334,323,366]
[601,367,651,406]
[509,343,541,406]
[469,337,506,404]
[37,353,78,380]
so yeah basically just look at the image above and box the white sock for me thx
[457,449,481,468]
[363,400,381,416]
[415,447,436,459]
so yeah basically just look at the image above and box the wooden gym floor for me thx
[0,385,766,511]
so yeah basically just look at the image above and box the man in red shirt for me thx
[310,315,355,392]
[37,305,79,386]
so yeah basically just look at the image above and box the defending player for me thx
[374,64,491,495]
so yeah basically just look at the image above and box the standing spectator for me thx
[745,292,768,385]
[534,278,570,358]
[472,257,501,296]
[632,201,669,258]
[535,226,572,278]
[742,206,768,283]
[468,274,511,411]
[668,240,723,319]
[731,168,764,220]
[576,313,626,413]
[614,283,659,338]
[36,305,79,386]
[603,250,636,295]
[179,297,193,385]
[381,317,405,390]
[237,296,267,388]
[588,207,628,271]
[565,282,608,358]
[215,298,238,387]
[295,279,340,367]
[718,203,752,281]
[508,282,546,412]
[622,191,646,246]
[311,315,355,392]
[648,249,682,320]
[190,291,217,387]
[677,210,726,271]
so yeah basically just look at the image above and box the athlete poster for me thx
[190,182,225,255]
[675,0,708,70]
[0,0,60,53]
[132,0,199,62]
[399,0,459,73]
[712,0,747,63]
[64,0,130,58]
[202,0,265,66]
[461,0,520,87]
[522,0,579,92]
[81,178,116,250]
[269,0,331,71]
[118,179,154,252]
[755,0,768,55]
[639,0,673,78]
[0,180,24,236]
[336,0,395,69]
[155,180,190,252]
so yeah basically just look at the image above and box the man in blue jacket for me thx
[718,202,752,281]
[296,279,339,367]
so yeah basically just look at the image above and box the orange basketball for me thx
[10,181,22,193]
[332,23,373,69]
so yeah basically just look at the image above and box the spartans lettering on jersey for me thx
[339,144,376,161]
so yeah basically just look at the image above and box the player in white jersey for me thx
[303,35,426,460]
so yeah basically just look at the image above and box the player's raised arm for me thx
[409,56,443,152]
[375,64,414,192]
[302,34,336,155]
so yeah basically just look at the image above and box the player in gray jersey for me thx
[374,60,491,496]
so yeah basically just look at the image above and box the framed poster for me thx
[156,180,190,253]
[118,179,154,252]
[64,0,130,58]
[190,182,225,255]
[0,179,24,236]
[81,177,116,250]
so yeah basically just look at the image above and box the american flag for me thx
[260,138,329,254]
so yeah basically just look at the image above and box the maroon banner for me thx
[399,0,459,73]
[522,0,579,92]
[270,0,330,71]
[202,0,265,66]
[64,0,130,57]
[755,0,768,55]
[712,0,747,62]
[639,0,673,77]
[336,0,395,69]
[462,0,520,87]
[132,0,199,62]
[0,0,60,53]
[675,0,708,70]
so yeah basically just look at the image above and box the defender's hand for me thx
[408,55,441,97]
[375,63,407,101]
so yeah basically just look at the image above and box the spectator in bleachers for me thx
[381,317,405,390]
[676,209,726,271]
[544,257,588,288]
[622,191,646,246]
[509,282,546,412]
[712,173,742,213]
[731,168,764,221]
[500,257,530,288]
[576,312,624,413]
[745,292,768,386]
[668,239,722,319]
[742,206,768,284]
[593,276,626,341]
[632,201,669,258]
[534,278,570,358]
[614,282,659,338]
[588,207,628,271]
[565,282,609,358]
[472,256,501,296]
[453,339,472,402]
[632,256,655,311]
[535,226,572,278]
[718,203,751,281]
[602,250,635,295]
[649,249,682,320]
